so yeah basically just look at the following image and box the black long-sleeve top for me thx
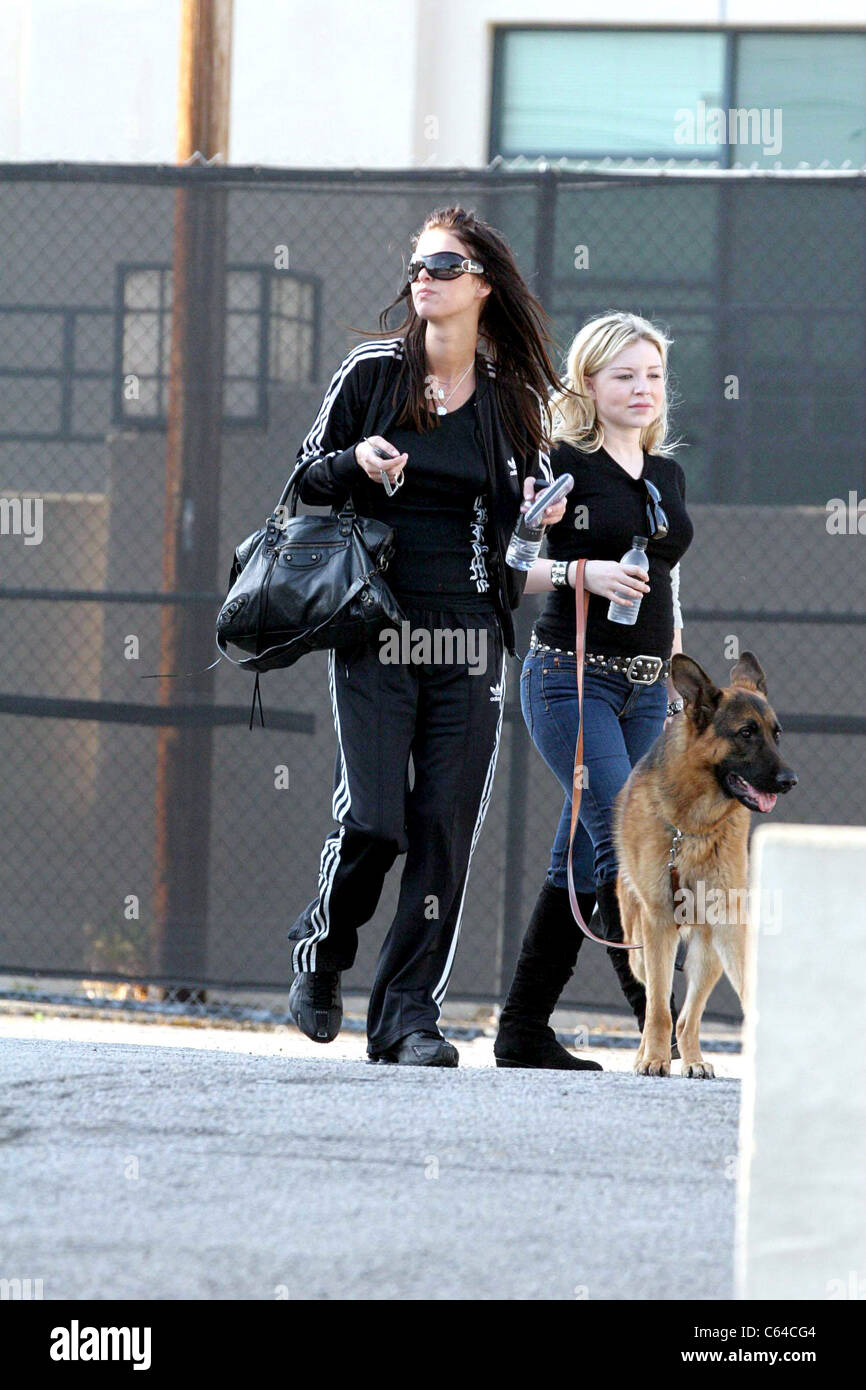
[285,338,555,653]
[534,442,693,659]
[356,389,497,607]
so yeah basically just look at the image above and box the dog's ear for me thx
[671,654,722,732]
[730,650,768,696]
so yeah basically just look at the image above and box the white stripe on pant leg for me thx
[328,647,351,823]
[303,827,344,974]
[302,650,350,969]
[296,649,352,973]
[432,647,508,1010]
[294,828,342,973]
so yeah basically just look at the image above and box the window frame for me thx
[113,261,320,432]
[488,24,866,168]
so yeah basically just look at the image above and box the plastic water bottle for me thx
[505,473,574,571]
[607,535,649,625]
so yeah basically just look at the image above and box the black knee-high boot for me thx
[595,878,679,1057]
[494,882,603,1071]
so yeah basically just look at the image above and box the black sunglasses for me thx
[406,252,485,283]
[644,478,669,540]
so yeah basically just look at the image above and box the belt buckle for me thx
[626,654,662,684]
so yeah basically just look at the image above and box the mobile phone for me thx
[371,443,405,496]
[523,472,574,527]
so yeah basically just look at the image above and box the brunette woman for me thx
[285,207,568,1066]
[494,312,693,1070]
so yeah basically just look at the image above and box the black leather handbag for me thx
[216,467,404,721]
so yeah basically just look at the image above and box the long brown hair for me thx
[351,206,566,458]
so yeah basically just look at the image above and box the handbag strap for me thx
[566,558,639,952]
[278,458,358,522]
[275,459,306,518]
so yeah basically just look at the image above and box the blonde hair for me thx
[551,311,678,455]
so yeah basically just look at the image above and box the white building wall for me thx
[0,0,863,167]
[0,0,179,162]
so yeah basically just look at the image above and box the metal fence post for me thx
[497,168,559,997]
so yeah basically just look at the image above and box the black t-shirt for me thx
[362,389,496,608]
[534,442,693,658]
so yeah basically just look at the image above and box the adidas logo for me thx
[505,456,518,476]
[489,682,503,702]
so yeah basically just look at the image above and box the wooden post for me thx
[152,1,234,999]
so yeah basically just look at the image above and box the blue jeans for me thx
[520,649,668,891]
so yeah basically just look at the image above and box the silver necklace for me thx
[432,360,474,415]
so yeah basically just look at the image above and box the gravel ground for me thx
[0,1016,741,1301]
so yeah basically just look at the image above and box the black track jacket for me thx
[284,336,553,657]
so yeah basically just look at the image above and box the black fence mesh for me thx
[1,164,864,1022]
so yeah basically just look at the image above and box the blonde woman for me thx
[494,312,694,1070]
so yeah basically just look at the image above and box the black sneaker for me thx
[288,969,342,1043]
[370,1030,459,1067]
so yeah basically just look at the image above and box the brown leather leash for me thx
[565,558,640,951]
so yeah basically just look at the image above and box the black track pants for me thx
[287,605,506,1054]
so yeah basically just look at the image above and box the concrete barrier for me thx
[736,824,866,1300]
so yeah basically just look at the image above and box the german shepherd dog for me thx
[614,652,798,1077]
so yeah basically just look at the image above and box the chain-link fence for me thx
[1,164,864,1022]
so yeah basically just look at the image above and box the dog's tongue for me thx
[743,780,777,813]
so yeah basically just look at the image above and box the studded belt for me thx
[529,630,669,685]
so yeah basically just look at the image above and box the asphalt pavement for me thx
[0,1020,740,1300]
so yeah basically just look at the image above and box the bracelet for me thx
[550,559,570,589]
[666,698,684,717]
